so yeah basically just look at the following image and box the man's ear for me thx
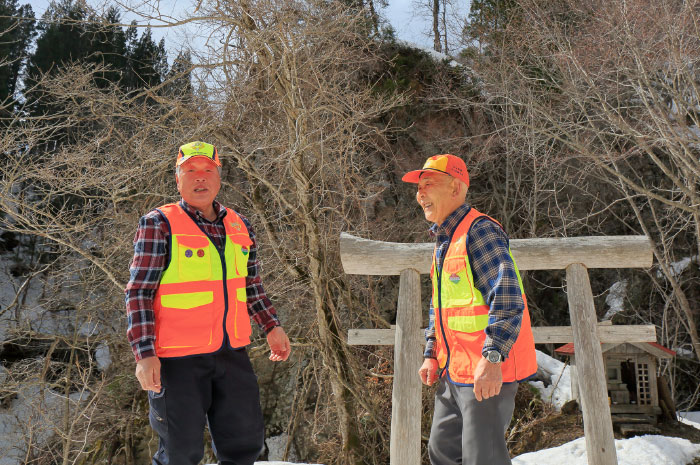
[452,178,461,197]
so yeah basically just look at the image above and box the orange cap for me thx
[176,141,221,167]
[402,154,469,187]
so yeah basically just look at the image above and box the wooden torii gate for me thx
[339,233,655,465]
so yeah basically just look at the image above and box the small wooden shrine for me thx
[556,339,675,427]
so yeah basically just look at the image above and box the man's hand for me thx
[473,356,502,401]
[419,358,439,386]
[135,356,162,392]
[266,326,291,361]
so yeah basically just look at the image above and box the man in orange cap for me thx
[125,141,291,465]
[403,154,537,465]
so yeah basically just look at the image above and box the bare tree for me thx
[1,1,405,463]
[466,0,700,364]
[185,1,403,462]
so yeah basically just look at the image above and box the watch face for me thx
[487,351,501,363]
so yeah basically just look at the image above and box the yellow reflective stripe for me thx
[236,287,246,302]
[161,291,213,309]
[447,315,489,333]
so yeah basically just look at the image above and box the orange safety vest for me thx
[153,203,253,358]
[431,207,537,385]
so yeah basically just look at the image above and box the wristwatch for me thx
[484,350,503,364]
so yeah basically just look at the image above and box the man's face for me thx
[416,171,457,224]
[176,157,221,211]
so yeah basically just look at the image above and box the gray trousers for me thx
[428,379,517,465]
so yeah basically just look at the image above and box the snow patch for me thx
[95,343,112,371]
[396,40,461,68]
[603,279,627,320]
[266,433,299,462]
[528,350,572,410]
[512,435,700,465]
[679,411,700,430]
[0,384,90,464]
[657,255,698,278]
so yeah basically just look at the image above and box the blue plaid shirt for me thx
[424,203,524,363]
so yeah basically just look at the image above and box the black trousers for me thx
[148,348,264,465]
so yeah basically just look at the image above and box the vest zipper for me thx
[217,244,234,344]
[436,258,450,379]
[436,209,470,381]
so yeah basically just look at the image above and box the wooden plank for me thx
[610,404,661,415]
[347,328,405,345]
[611,414,656,424]
[566,263,618,465]
[339,233,653,275]
[570,359,579,401]
[347,325,657,346]
[390,269,423,465]
[534,325,656,344]
[618,423,660,436]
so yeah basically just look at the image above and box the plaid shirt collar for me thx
[179,199,227,223]
[429,203,471,241]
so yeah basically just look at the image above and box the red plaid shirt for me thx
[125,200,280,361]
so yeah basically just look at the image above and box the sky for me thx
[25,0,469,54]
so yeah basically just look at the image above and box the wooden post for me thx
[566,263,618,465]
[391,268,423,465]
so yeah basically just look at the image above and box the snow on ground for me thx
[229,432,700,465]
[0,384,89,465]
[396,40,461,67]
[218,413,700,465]
[657,255,699,278]
[250,462,319,465]
[512,435,700,465]
[679,411,700,430]
[528,350,572,410]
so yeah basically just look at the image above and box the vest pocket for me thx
[176,235,212,281]
[229,235,253,277]
[226,292,252,345]
[441,257,474,306]
[157,291,214,348]
[448,329,486,380]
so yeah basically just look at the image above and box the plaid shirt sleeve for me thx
[468,218,524,359]
[424,297,437,358]
[125,210,169,362]
[239,215,281,333]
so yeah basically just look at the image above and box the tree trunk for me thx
[433,0,441,52]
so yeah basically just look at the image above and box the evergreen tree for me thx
[124,26,168,91]
[463,0,519,52]
[164,49,193,99]
[0,0,35,105]
[88,6,128,88]
[25,0,92,85]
